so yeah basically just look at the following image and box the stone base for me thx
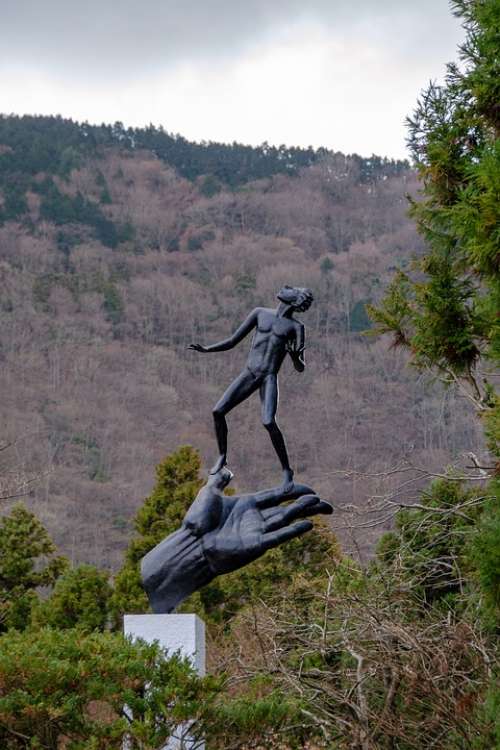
[124,614,205,675]
[124,614,206,749]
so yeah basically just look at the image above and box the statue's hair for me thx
[291,287,314,312]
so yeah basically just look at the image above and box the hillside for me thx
[0,115,481,569]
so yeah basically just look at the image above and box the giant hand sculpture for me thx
[141,468,332,614]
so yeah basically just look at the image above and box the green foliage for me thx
[199,174,222,197]
[58,145,82,177]
[319,255,334,275]
[0,114,408,197]
[102,281,124,326]
[368,249,484,373]
[238,548,494,749]
[95,169,112,204]
[349,299,372,332]
[117,219,136,243]
[375,474,500,632]
[0,626,220,750]
[1,183,28,220]
[39,182,119,248]
[483,392,500,457]
[472,675,500,749]
[0,504,67,632]
[86,445,108,481]
[207,687,312,749]
[412,251,482,371]
[166,234,180,252]
[100,186,112,204]
[32,565,112,632]
[369,0,499,632]
[469,482,500,628]
[218,478,495,747]
[366,271,413,347]
[133,445,203,545]
[187,229,215,251]
[377,479,485,607]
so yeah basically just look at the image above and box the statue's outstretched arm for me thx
[189,308,258,353]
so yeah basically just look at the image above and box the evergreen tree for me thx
[102,282,124,326]
[368,0,499,626]
[0,626,220,750]
[0,504,67,632]
[32,564,112,632]
[368,0,499,436]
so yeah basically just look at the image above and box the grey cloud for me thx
[1,0,454,77]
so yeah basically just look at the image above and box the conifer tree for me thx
[368,0,499,439]
[0,504,67,632]
[0,627,220,749]
[32,564,112,632]
[368,0,499,626]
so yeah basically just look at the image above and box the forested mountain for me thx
[0,114,408,194]
[0,115,479,569]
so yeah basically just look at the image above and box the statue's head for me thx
[277,285,314,312]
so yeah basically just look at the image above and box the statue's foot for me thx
[281,469,295,494]
[210,454,227,475]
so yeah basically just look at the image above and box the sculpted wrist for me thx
[140,528,215,613]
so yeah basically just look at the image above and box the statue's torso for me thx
[246,308,297,376]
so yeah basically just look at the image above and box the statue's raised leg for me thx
[211,368,260,474]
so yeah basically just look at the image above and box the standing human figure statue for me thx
[189,285,314,491]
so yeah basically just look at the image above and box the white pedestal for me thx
[124,614,206,749]
[124,614,205,675]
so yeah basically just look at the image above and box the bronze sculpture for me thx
[140,284,331,614]
[189,285,313,491]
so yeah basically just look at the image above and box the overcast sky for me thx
[1,0,464,159]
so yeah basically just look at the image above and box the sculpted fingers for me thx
[263,494,319,532]
[262,495,333,532]
[307,499,333,516]
[284,483,317,500]
[262,520,313,550]
[291,494,333,517]
[254,482,316,509]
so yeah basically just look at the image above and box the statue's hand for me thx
[287,342,305,372]
[201,485,332,576]
[188,343,208,353]
[286,341,304,356]
[141,480,332,613]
